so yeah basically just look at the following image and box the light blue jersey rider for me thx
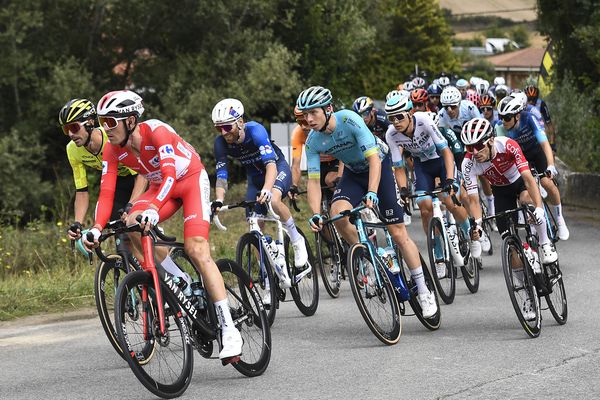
[438,100,481,138]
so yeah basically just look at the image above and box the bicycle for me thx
[484,205,567,338]
[213,200,318,326]
[94,219,271,398]
[322,203,441,345]
[409,188,480,304]
[532,168,559,244]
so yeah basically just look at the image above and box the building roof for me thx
[486,47,545,71]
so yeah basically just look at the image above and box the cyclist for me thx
[438,86,481,138]
[455,79,469,99]
[211,98,309,280]
[290,105,340,199]
[60,98,147,244]
[385,95,480,278]
[410,88,430,112]
[83,90,243,361]
[495,95,569,240]
[426,83,443,113]
[299,86,437,318]
[461,118,558,320]
[352,96,390,139]
[479,95,498,125]
[494,84,510,102]
[525,85,557,150]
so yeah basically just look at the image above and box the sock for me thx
[459,219,471,238]
[285,217,302,243]
[410,266,429,295]
[161,255,191,284]
[214,299,235,331]
[533,222,551,246]
[553,203,563,219]
[486,195,495,215]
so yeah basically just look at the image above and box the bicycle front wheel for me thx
[285,227,319,316]
[427,217,455,304]
[544,260,568,325]
[219,259,271,377]
[501,236,541,338]
[346,243,401,345]
[315,226,342,298]
[459,229,480,293]
[237,233,277,326]
[114,270,194,399]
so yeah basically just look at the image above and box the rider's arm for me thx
[521,169,543,209]
[129,174,147,204]
[262,162,277,192]
[428,121,453,181]
[462,156,481,220]
[366,153,381,193]
[530,114,555,167]
[393,167,407,190]
[67,143,89,223]
[291,155,302,187]
[440,147,455,181]
[92,146,119,231]
[74,191,89,223]
[214,136,229,202]
[305,143,322,214]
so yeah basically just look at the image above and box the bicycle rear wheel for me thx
[219,259,271,377]
[315,226,342,298]
[285,227,319,316]
[236,233,277,326]
[346,243,401,345]
[501,236,541,338]
[114,270,193,399]
[427,217,455,304]
[544,261,568,325]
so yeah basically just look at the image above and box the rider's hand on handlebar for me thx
[210,200,223,216]
[545,165,558,179]
[443,178,459,195]
[288,185,299,200]
[67,221,83,241]
[140,208,160,233]
[83,228,101,252]
[308,214,323,232]
[256,189,272,204]
[118,202,134,222]
[363,191,379,209]
[399,187,410,205]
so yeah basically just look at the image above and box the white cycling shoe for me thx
[262,289,272,306]
[417,291,438,318]
[219,328,243,360]
[480,231,491,253]
[292,238,308,266]
[522,297,536,322]
[540,243,558,264]
[435,262,446,279]
[470,239,482,259]
[556,217,570,241]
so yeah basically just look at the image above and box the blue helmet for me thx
[296,86,333,110]
[456,79,469,89]
[352,96,374,115]
[427,83,442,96]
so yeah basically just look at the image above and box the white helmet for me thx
[512,91,528,109]
[497,95,524,116]
[493,76,506,86]
[440,86,462,106]
[495,84,510,97]
[475,80,490,97]
[461,118,494,145]
[469,76,481,87]
[403,80,415,91]
[385,95,412,116]
[386,89,409,102]
[438,76,450,87]
[97,90,144,117]
[212,98,244,125]
[426,111,440,126]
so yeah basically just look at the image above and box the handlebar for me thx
[211,200,279,231]
[482,204,534,224]
[407,187,461,207]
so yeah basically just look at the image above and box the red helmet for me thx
[524,85,539,100]
[479,94,496,108]
[410,88,428,104]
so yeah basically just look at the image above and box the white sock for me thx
[410,266,429,295]
[161,255,191,284]
[214,299,235,331]
[554,203,563,219]
[285,217,302,243]
[533,223,551,246]
[486,195,495,215]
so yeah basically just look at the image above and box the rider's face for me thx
[445,104,459,119]
[216,121,242,144]
[65,121,90,146]
[303,108,327,131]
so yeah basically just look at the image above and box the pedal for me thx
[221,355,241,366]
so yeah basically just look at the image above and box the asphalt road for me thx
[1,208,599,400]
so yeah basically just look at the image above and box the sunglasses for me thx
[480,107,493,112]
[360,110,372,118]
[465,140,489,153]
[444,104,458,110]
[99,116,128,131]
[214,123,236,133]
[62,121,85,135]
[501,114,515,122]
[387,113,407,123]
[413,102,425,108]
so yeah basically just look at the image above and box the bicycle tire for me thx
[458,229,480,293]
[285,227,319,316]
[399,252,441,331]
[346,243,401,345]
[544,261,568,325]
[219,259,271,377]
[114,270,194,398]
[501,236,541,338]
[427,217,455,304]
[543,200,559,243]
[315,226,342,298]
[236,232,277,326]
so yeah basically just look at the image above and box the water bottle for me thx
[523,243,542,274]
[377,247,400,274]
[274,240,287,269]
[262,235,279,260]
[190,281,206,310]
[172,276,192,297]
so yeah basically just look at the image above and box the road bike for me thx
[213,200,318,326]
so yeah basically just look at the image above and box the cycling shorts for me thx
[491,177,528,237]
[332,155,404,224]
[414,157,457,203]
[524,148,548,175]
[130,170,211,239]
[245,160,292,217]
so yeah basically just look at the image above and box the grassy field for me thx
[0,183,314,321]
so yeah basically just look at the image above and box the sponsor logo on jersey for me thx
[183,213,197,223]
[177,142,192,159]
[144,146,155,151]
[156,176,175,201]
[259,145,273,155]
[102,161,108,175]
[276,171,287,181]
[149,155,160,167]
[118,152,128,161]
[159,144,175,159]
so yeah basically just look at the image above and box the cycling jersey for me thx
[386,112,448,166]
[525,104,545,128]
[305,110,386,179]
[214,121,285,179]
[290,124,335,162]
[494,110,547,154]
[531,98,552,124]
[96,119,207,236]
[462,136,529,195]
[439,126,464,156]
[438,100,481,138]
[366,109,390,139]
[66,127,136,190]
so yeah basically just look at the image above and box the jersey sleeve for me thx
[461,155,479,195]
[426,117,449,151]
[66,142,88,191]
[94,144,119,229]
[348,112,378,158]
[214,136,229,181]
[305,136,321,180]
[148,128,179,210]
[528,114,548,144]
[494,122,507,137]
[290,126,306,160]
[505,138,530,173]
[385,128,404,168]
[249,124,277,165]
[540,100,552,123]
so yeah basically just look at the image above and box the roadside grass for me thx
[0,182,314,321]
